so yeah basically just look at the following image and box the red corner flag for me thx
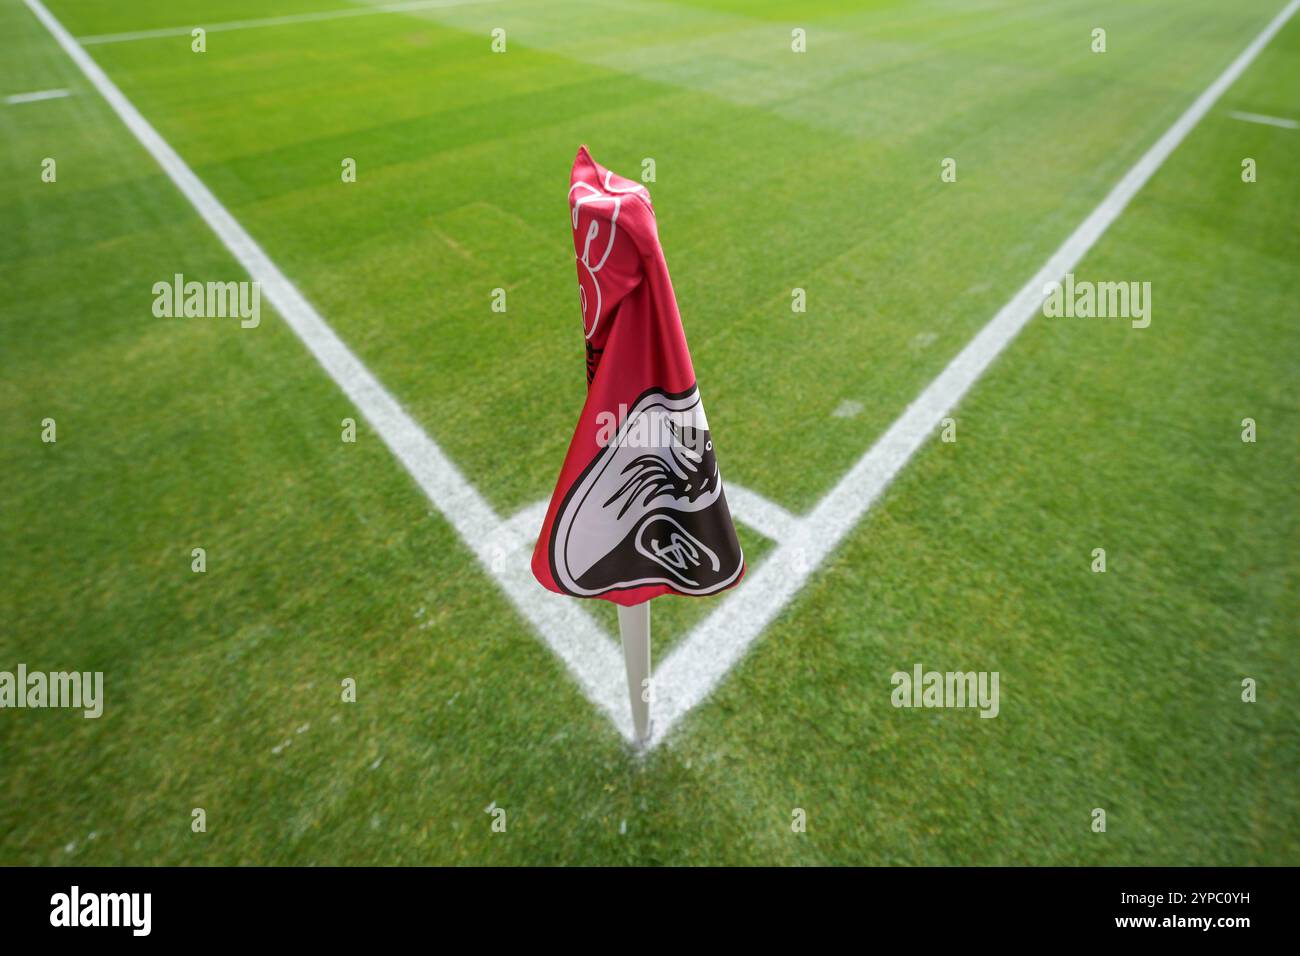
[531,146,745,608]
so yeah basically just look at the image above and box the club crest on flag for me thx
[532,147,745,607]
[550,384,742,597]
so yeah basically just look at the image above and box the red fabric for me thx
[531,147,745,606]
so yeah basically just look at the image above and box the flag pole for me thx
[616,600,652,744]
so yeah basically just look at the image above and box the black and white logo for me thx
[549,386,744,597]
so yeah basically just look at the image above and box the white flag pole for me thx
[616,601,652,744]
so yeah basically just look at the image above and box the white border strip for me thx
[5,87,72,104]
[77,0,498,46]
[1228,109,1300,129]
[723,483,797,542]
[644,0,1300,747]
[23,0,635,741]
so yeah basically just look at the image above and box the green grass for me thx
[1,0,1296,864]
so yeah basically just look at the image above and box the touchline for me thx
[0,665,103,718]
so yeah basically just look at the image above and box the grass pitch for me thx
[1,0,1297,864]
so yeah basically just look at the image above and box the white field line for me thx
[5,88,71,104]
[722,483,798,542]
[1228,109,1300,128]
[76,0,499,46]
[23,0,636,743]
[644,0,1300,748]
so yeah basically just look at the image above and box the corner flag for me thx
[532,147,744,741]
[532,146,745,607]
